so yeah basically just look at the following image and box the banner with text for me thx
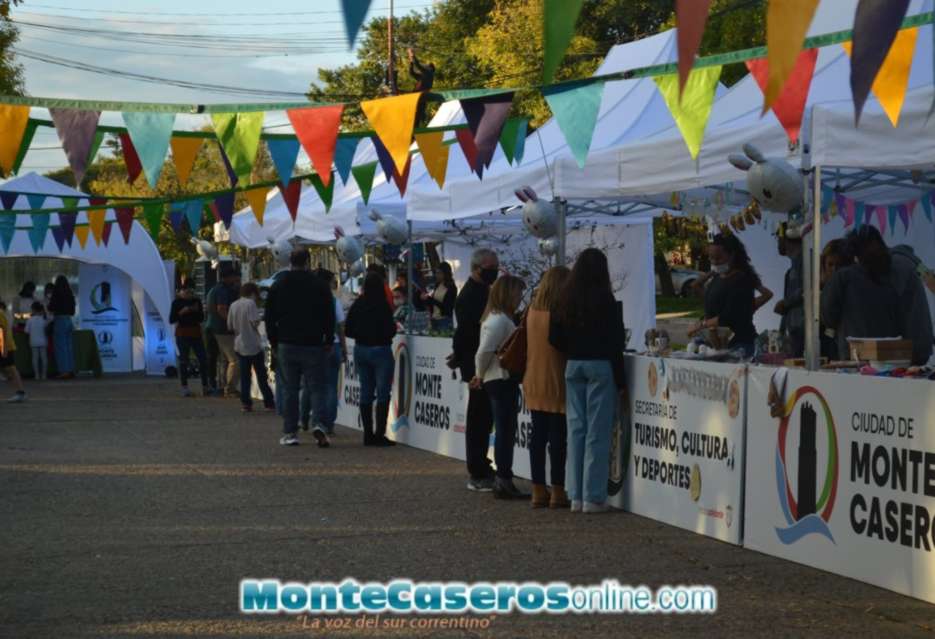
[78,263,132,373]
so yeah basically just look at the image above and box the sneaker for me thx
[493,477,530,500]
[181,387,193,398]
[279,434,299,446]
[466,478,494,492]
[241,405,253,413]
[6,392,26,403]
[312,427,330,448]
[583,501,610,514]
[570,500,583,513]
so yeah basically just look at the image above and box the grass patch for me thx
[656,295,704,318]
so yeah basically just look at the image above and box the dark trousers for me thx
[204,329,219,390]
[529,410,568,486]
[485,378,520,480]
[177,335,208,389]
[239,352,274,409]
[465,385,495,480]
[279,344,326,435]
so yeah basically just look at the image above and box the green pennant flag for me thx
[352,161,378,205]
[11,119,38,176]
[211,112,265,182]
[61,196,78,211]
[87,129,105,170]
[654,66,722,160]
[310,171,335,212]
[499,118,527,165]
[543,80,604,168]
[543,0,584,83]
[143,202,164,240]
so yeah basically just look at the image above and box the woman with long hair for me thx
[422,261,457,331]
[345,272,398,446]
[523,266,571,509]
[471,274,527,499]
[549,248,625,514]
[48,275,76,379]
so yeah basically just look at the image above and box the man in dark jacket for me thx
[452,247,499,491]
[265,249,335,447]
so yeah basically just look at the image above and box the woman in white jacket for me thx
[470,274,527,499]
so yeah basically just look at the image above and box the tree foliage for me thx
[0,0,25,95]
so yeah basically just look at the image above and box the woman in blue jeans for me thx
[48,275,76,379]
[549,248,625,514]
[345,272,397,447]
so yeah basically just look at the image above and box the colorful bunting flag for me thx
[51,226,66,252]
[58,212,77,246]
[288,105,344,187]
[843,26,917,127]
[372,136,399,186]
[218,143,239,187]
[309,172,335,211]
[352,161,378,205]
[143,202,164,240]
[341,0,373,48]
[897,203,910,231]
[455,129,480,176]
[922,194,933,222]
[211,112,264,182]
[25,193,46,210]
[849,0,912,124]
[543,80,604,168]
[169,207,184,233]
[266,138,301,186]
[49,108,102,185]
[213,192,236,229]
[119,132,143,184]
[244,187,271,226]
[88,208,106,245]
[101,222,114,246]
[654,66,722,159]
[0,214,14,252]
[11,119,37,176]
[499,118,527,165]
[542,0,584,83]
[676,0,713,96]
[764,0,820,112]
[280,179,303,222]
[0,191,17,210]
[75,225,90,249]
[415,131,449,189]
[28,213,49,253]
[122,112,176,188]
[333,137,359,185]
[360,92,421,174]
[182,200,202,236]
[0,105,31,176]
[888,205,899,234]
[170,136,203,186]
[746,48,818,143]
[115,207,135,244]
[461,92,514,172]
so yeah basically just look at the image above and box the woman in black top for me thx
[345,272,398,447]
[169,277,209,397]
[693,234,773,358]
[48,275,76,378]
[422,261,457,331]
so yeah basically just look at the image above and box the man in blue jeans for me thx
[263,249,336,447]
[310,269,346,435]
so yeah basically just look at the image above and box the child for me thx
[0,300,26,402]
[24,301,50,380]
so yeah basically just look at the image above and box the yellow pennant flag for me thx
[170,136,203,185]
[88,208,106,245]
[415,131,449,189]
[360,92,421,174]
[655,66,722,160]
[0,105,30,176]
[75,225,90,249]
[841,27,918,127]
[244,186,271,226]
[764,0,820,112]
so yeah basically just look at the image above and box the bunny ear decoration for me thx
[742,143,765,163]
[514,188,530,203]
[368,210,382,222]
[334,226,345,239]
[523,186,538,201]
[728,154,753,171]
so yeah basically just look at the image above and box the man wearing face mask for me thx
[451,248,500,491]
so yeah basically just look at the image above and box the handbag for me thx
[497,310,528,377]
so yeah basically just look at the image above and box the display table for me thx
[13,329,103,378]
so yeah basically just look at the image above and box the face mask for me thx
[711,263,729,275]
[480,268,499,286]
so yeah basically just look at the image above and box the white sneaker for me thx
[279,434,299,446]
[570,500,583,512]
[6,392,26,403]
[583,501,610,514]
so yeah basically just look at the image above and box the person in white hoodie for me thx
[470,274,527,500]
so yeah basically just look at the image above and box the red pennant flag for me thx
[89,196,107,207]
[119,132,143,184]
[676,0,713,96]
[455,129,479,177]
[115,207,135,244]
[287,105,344,187]
[279,179,303,221]
[746,48,818,143]
[101,221,113,246]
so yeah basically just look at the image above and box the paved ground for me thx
[1,375,933,638]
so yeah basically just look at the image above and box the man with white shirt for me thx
[227,282,275,413]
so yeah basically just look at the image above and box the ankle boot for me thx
[360,403,376,445]
[549,485,571,509]
[374,402,395,446]
[531,484,551,508]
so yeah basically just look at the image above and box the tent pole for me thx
[407,220,414,335]
[804,166,822,371]
[555,197,567,267]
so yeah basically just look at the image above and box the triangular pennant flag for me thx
[122,112,176,188]
[0,191,17,210]
[217,143,239,187]
[888,205,899,234]
[676,0,713,96]
[170,136,203,186]
[543,80,604,168]
[455,129,480,175]
[897,203,910,231]
[0,214,13,253]
[206,201,218,224]
[244,187,271,226]
[333,137,359,184]
[183,200,203,236]
[746,48,818,143]
[873,205,887,234]
[849,0,912,125]
[211,112,264,182]
[75,225,90,249]
[49,108,101,185]
[287,105,344,187]
[654,66,722,159]
[0,105,31,176]
[213,191,236,229]
[360,92,421,174]
[169,207,184,233]
[51,226,66,252]
[543,0,584,83]
[921,194,933,222]
[764,0,820,112]
[115,207,135,244]
[513,120,528,164]
[88,208,106,245]
[460,92,514,170]
[11,119,38,176]
[415,131,449,189]
[341,0,373,47]
[843,26,917,127]
[393,158,412,197]
[266,138,301,186]
[102,222,114,246]
[25,193,46,210]
[499,118,524,164]
[58,212,76,246]
[279,179,303,221]
[372,135,398,184]
[855,201,866,227]
[821,186,833,214]
[28,213,49,253]
[119,132,143,184]
[351,161,377,205]
[61,196,78,211]
[143,202,164,240]
[309,172,336,211]
[88,129,105,168]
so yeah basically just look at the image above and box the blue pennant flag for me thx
[267,138,301,186]
[333,137,359,185]
[184,199,203,235]
[28,212,49,253]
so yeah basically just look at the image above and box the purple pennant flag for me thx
[897,203,910,231]
[51,226,67,252]
[835,193,850,225]
[872,205,886,234]
[371,135,396,184]
[169,207,184,232]
[460,92,514,173]
[49,108,102,184]
[850,0,911,124]
[213,191,236,229]
[58,212,77,246]
[218,143,239,187]
[0,191,18,210]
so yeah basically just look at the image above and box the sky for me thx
[9,0,436,175]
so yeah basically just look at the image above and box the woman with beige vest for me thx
[522,266,571,509]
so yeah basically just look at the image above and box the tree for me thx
[0,0,25,95]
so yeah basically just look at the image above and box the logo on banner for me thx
[89,281,118,314]
[775,386,839,545]
[391,340,412,432]
[97,330,114,345]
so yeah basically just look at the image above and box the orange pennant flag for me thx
[841,27,918,127]
[360,93,421,174]
[244,186,271,226]
[0,105,30,176]
[764,0,820,113]
[88,208,106,245]
[75,224,90,249]
[287,105,344,188]
[170,136,203,186]
[415,131,449,189]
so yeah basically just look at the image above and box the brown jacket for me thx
[522,309,566,414]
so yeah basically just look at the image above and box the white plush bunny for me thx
[190,237,219,268]
[368,210,408,245]
[334,226,364,264]
[350,259,366,277]
[267,237,294,269]
[515,186,558,239]
[728,143,803,214]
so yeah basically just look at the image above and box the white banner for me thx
[745,366,935,603]
[620,356,746,544]
[78,263,132,373]
[143,292,175,376]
